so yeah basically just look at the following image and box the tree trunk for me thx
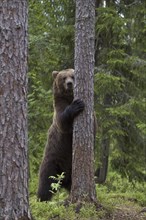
[0,1,31,219]
[70,0,97,204]
[95,94,111,184]
[95,135,109,184]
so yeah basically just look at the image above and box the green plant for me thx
[49,172,65,199]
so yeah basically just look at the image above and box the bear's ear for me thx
[52,71,59,79]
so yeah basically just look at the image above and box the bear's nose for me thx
[67,82,73,87]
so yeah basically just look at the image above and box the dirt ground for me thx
[104,205,146,220]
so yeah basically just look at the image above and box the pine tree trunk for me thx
[70,0,97,204]
[0,1,31,219]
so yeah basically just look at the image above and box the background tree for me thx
[0,1,31,219]
[94,0,146,182]
[70,0,97,204]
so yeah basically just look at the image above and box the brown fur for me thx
[37,69,84,201]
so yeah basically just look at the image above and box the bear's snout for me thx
[67,81,73,88]
[66,78,74,90]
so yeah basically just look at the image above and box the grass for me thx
[29,172,146,220]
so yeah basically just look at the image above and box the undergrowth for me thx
[29,172,146,220]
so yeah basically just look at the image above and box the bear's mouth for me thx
[66,88,73,94]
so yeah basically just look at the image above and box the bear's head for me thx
[52,69,74,97]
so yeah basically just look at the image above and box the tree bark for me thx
[0,1,31,219]
[70,0,97,204]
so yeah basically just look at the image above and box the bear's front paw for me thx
[71,99,85,116]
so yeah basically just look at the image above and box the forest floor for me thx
[103,204,146,220]
[30,174,146,220]
[46,201,146,220]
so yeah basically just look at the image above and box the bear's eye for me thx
[71,76,74,80]
[63,76,66,81]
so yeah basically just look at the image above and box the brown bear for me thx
[37,68,85,202]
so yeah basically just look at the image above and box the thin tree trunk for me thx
[95,135,109,183]
[95,94,111,184]
[0,1,31,219]
[70,0,97,204]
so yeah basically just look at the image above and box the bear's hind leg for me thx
[37,160,57,202]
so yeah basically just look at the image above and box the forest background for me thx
[28,1,146,219]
